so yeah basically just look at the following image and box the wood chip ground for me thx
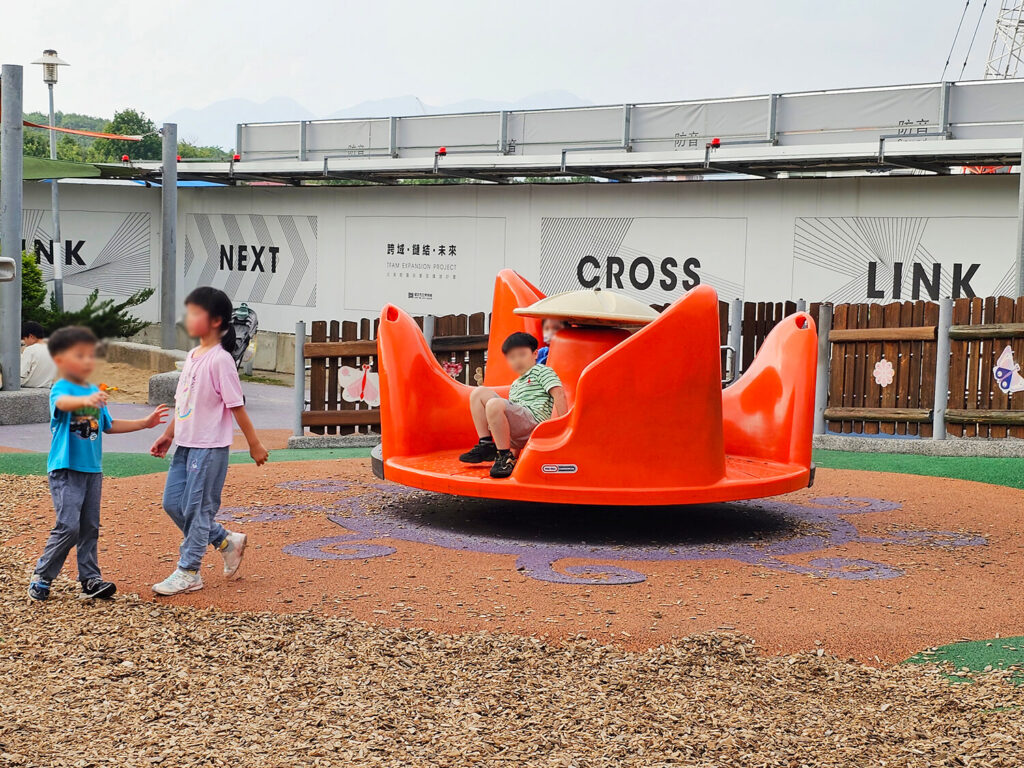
[1,474,1021,767]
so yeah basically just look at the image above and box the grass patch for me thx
[240,373,290,387]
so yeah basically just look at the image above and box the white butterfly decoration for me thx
[993,345,1024,395]
[339,364,381,407]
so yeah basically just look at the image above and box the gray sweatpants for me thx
[33,469,103,584]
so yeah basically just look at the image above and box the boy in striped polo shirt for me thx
[459,332,568,478]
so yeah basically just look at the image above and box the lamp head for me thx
[31,49,69,85]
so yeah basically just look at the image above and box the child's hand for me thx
[150,433,173,458]
[249,441,269,466]
[85,390,108,408]
[144,404,169,429]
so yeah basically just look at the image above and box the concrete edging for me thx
[0,388,50,425]
[287,433,381,449]
[814,433,1024,458]
[106,341,186,373]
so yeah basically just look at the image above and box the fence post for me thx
[422,315,436,348]
[796,298,807,313]
[932,298,953,440]
[729,298,742,379]
[813,303,833,435]
[293,320,305,437]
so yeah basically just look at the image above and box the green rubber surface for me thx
[2,446,1017,483]
[0,447,373,478]
[814,449,1024,490]
[906,637,1024,685]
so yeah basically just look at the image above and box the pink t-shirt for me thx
[174,345,245,448]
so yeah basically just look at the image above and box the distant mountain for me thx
[327,95,430,119]
[161,91,591,148]
[162,97,315,149]
[326,90,592,119]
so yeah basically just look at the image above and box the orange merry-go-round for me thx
[370,269,818,506]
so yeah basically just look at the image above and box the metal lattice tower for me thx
[986,0,1024,78]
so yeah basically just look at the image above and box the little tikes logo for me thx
[541,464,578,474]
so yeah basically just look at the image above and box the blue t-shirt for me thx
[48,379,113,474]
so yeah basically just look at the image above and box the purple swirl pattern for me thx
[267,480,987,585]
[216,504,327,523]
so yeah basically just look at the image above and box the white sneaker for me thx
[152,568,204,596]
[220,531,247,578]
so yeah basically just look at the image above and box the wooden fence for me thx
[824,301,939,437]
[302,313,490,435]
[297,296,1024,440]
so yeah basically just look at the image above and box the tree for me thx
[177,140,230,160]
[88,109,161,162]
[20,251,48,325]
[24,132,50,158]
[56,134,84,162]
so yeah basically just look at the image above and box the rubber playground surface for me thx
[3,447,1023,665]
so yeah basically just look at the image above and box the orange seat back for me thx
[544,327,630,407]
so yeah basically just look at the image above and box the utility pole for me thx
[160,123,178,350]
[1,64,25,391]
[986,1,1024,78]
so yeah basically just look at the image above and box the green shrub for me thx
[42,288,154,339]
[9,245,153,338]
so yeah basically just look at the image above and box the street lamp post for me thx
[31,49,69,310]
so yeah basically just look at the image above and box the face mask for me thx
[542,331,553,344]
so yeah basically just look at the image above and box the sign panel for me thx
[22,208,152,295]
[184,213,318,307]
[344,216,506,313]
[539,216,747,305]
[791,216,1017,303]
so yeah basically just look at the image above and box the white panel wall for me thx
[22,174,1020,334]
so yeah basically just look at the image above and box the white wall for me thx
[23,174,1019,334]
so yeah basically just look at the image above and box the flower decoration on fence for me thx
[442,361,464,380]
[872,359,894,388]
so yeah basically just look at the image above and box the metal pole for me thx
[932,297,953,440]
[796,298,807,313]
[728,298,742,379]
[813,303,833,435]
[422,315,436,347]
[1,64,24,391]
[47,82,64,310]
[293,320,305,437]
[160,124,177,350]
[1016,122,1024,297]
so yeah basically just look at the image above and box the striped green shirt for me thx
[509,364,562,422]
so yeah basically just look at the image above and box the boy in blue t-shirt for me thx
[28,326,168,602]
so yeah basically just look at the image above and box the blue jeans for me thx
[34,469,103,583]
[162,446,230,571]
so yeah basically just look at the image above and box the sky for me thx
[0,0,1004,135]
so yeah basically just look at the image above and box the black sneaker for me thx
[80,578,116,600]
[28,580,50,602]
[490,450,517,479]
[459,439,497,463]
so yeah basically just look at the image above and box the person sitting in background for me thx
[536,318,566,366]
[21,321,58,388]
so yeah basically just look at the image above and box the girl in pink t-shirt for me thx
[149,287,268,596]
